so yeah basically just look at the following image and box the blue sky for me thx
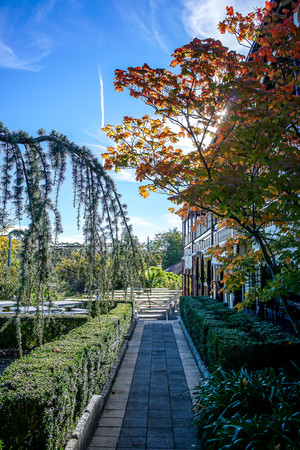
[0,0,264,242]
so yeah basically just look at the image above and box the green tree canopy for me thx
[150,228,182,270]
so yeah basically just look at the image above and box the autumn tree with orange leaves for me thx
[103,1,300,333]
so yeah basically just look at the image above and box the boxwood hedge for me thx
[0,300,126,349]
[0,303,132,449]
[180,296,300,370]
[0,315,89,349]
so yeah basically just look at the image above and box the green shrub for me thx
[0,303,132,449]
[193,367,300,449]
[0,315,89,349]
[0,300,131,349]
[144,266,182,289]
[180,296,300,370]
[206,327,256,368]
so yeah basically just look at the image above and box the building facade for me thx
[182,212,252,307]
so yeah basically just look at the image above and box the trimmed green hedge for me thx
[0,303,132,449]
[180,296,300,370]
[0,300,132,349]
[0,315,89,349]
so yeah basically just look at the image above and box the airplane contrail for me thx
[98,65,104,129]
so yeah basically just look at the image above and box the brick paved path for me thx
[88,320,201,449]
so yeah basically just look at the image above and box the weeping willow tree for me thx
[0,122,144,350]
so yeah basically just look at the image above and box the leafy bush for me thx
[0,303,132,449]
[180,296,300,370]
[144,266,181,289]
[55,252,89,294]
[0,265,20,300]
[193,367,300,449]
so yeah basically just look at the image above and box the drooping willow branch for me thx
[0,123,144,330]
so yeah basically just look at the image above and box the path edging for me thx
[178,317,209,379]
[65,318,137,450]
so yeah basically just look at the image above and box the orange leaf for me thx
[139,186,149,198]
[265,2,277,10]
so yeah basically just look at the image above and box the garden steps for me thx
[87,319,201,449]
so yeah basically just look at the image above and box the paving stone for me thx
[169,385,189,394]
[122,417,148,428]
[107,394,129,402]
[166,367,184,375]
[128,393,149,402]
[128,386,149,394]
[146,436,175,448]
[149,395,170,408]
[147,427,173,439]
[123,408,148,420]
[171,408,194,419]
[117,435,146,447]
[119,427,147,437]
[101,409,125,418]
[173,426,198,438]
[113,381,132,388]
[147,417,172,428]
[97,417,123,427]
[112,387,131,395]
[150,379,168,387]
[117,447,146,450]
[126,400,149,409]
[93,426,121,437]
[105,400,128,410]
[88,435,119,447]
[132,371,151,378]
[171,399,193,409]
[174,437,201,448]
[151,367,167,373]
[148,408,171,419]
[88,447,116,450]
[172,418,194,428]
[149,387,169,395]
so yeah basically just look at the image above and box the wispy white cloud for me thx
[84,143,108,151]
[112,169,137,183]
[129,216,158,243]
[115,1,150,39]
[115,0,170,54]
[181,0,265,53]
[81,129,103,141]
[163,212,182,230]
[34,0,58,24]
[0,37,52,71]
[0,0,101,72]
[0,0,54,71]
[57,234,84,244]
[81,130,114,153]
[130,212,182,243]
[129,216,155,228]
[149,0,169,54]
